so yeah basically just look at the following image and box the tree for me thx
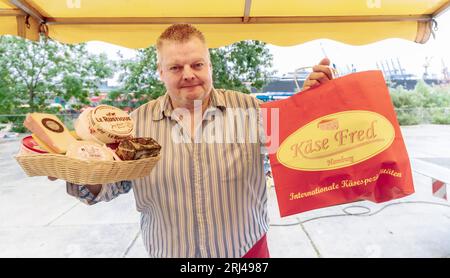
[0,50,13,114]
[57,47,115,110]
[210,40,274,94]
[0,35,115,113]
[390,85,424,109]
[112,46,165,109]
[0,37,21,114]
[389,81,450,125]
[110,40,274,108]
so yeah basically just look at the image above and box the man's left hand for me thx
[302,58,333,91]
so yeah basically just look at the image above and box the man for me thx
[52,23,332,258]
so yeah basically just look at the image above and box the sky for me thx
[266,12,450,78]
[85,11,450,84]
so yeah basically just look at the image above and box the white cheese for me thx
[66,141,114,161]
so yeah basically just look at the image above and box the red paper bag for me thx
[261,70,414,217]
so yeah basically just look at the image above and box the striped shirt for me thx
[67,88,269,258]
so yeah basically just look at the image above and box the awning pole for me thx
[432,0,450,18]
[243,0,252,23]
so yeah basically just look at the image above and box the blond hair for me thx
[156,24,207,63]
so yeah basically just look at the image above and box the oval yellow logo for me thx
[277,110,395,171]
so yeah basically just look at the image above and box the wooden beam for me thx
[0,9,25,16]
[432,0,450,18]
[46,17,243,24]
[8,0,45,23]
[247,15,432,24]
[45,14,432,25]
[16,14,25,37]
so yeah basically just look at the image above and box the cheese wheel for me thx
[20,136,49,155]
[89,105,134,144]
[74,108,93,141]
[74,107,100,143]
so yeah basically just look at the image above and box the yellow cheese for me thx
[23,113,76,154]
[70,130,82,140]
[31,134,57,153]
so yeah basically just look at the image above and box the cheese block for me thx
[31,133,56,153]
[66,141,114,161]
[23,113,76,154]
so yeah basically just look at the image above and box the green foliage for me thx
[430,108,450,124]
[0,35,114,131]
[115,46,165,108]
[9,115,27,133]
[414,79,431,96]
[0,36,114,113]
[0,71,14,113]
[389,82,450,125]
[390,85,424,109]
[0,113,27,133]
[0,39,17,114]
[210,40,274,94]
[394,109,421,126]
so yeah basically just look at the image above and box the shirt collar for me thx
[152,88,227,121]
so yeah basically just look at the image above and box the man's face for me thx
[158,37,213,109]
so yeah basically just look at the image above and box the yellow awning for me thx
[1,0,449,48]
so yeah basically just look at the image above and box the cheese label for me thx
[66,141,114,161]
[77,145,107,160]
[42,118,64,133]
[91,105,133,136]
[277,110,395,171]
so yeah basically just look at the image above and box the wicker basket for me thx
[15,153,161,184]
